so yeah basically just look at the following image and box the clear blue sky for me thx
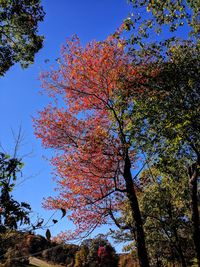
[0,0,132,250]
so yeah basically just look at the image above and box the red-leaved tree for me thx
[34,33,150,267]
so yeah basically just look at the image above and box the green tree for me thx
[0,0,45,76]
[75,236,118,267]
[124,0,199,45]
[112,166,194,266]
[75,245,89,267]
[0,152,31,230]
[121,1,200,264]
[127,43,200,265]
[142,168,193,267]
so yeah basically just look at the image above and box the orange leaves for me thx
[34,33,138,239]
[40,35,135,114]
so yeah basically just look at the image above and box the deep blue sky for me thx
[0,0,132,249]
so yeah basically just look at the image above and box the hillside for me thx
[0,231,121,267]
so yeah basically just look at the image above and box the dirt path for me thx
[29,257,64,267]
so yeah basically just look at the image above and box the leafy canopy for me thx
[0,0,45,76]
[125,0,199,43]
[34,34,144,240]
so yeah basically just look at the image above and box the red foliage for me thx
[34,34,140,240]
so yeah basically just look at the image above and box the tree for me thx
[0,152,32,265]
[0,0,45,76]
[124,0,199,45]
[0,152,31,230]
[126,168,193,266]
[75,245,88,267]
[111,162,195,266]
[111,170,195,267]
[75,235,118,267]
[121,0,200,264]
[34,35,150,267]
[142,170,193,267]
[127,43,200,265]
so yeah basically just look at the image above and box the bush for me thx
[42,243,78,266]
[74,245,89,267]
[75,236,118,267]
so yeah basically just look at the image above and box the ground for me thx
[29,257,64,267]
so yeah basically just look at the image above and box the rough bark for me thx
[167,203,187,267]
[123,153,150,267]
[188,163,200,267]
[173,227,187,267]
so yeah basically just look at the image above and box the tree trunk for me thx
[173,227,187,267]
[188,163,200,267]
[168,203,187,267]
[123,153,150,267]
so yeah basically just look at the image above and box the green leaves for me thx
[0,152,31,230]
[125,0,199,57]
[0,153,23,183]
[0,0,45,76]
